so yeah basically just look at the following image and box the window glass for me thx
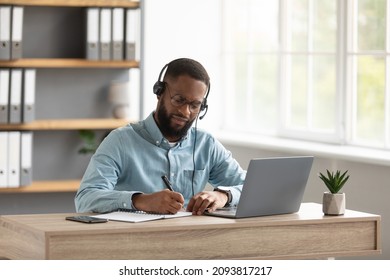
[313,0,337,52]
[289,55,308,128]
[252,55,278,132]
[356,56,385,145]
[357,0,386,51]
[312,55,336,131]
[290,0,309,51]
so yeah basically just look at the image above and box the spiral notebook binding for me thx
[117,208,171,216]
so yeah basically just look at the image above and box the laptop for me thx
[205,156,314,218]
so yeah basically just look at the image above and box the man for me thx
[75,58,246,215]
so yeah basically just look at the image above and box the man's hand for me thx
[186,191,228,215]
[132,190,184,214]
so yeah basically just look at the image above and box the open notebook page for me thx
[91,210,192,223]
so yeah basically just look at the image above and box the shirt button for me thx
[123,203,127,208]
[156,141,160,145]
[171,173,175,177]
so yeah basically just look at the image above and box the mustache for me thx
[171,113,189,122]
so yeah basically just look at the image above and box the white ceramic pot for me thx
[322,192,345,215]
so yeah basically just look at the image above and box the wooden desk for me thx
[0,203,381,260]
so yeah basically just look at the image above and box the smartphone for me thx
[65,216,108,223]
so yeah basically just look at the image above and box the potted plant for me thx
[78,130,111,155]
[78,130,97,155]
[319,170,350,215]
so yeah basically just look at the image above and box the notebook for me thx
[205,156,314,219]
[92,209,192,223]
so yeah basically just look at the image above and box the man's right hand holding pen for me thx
[132,190,185,214]
[131,175,184,214]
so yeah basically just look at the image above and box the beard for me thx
[156,102,195,141]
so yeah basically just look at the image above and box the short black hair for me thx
[164,58,210,87]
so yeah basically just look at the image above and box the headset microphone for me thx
[198,83,210,120]
[199,104,208,120]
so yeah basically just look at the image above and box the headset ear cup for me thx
[153,81,165,96]
[154,63,169,96]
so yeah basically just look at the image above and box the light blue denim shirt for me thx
[75,112,246,213]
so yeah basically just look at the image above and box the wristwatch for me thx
[214,187,232,206]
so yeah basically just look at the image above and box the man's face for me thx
[155,75,207,142]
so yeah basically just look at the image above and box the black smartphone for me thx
[65,216,108,223]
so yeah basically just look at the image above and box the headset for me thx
[153,63,210,120]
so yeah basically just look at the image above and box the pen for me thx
[161,175,174,192]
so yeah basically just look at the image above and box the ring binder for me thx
[0,6,11,60]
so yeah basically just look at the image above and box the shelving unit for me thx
[0,59,139,68]
[0,0,142,193]
[0,0,140,8]
[0,180,80,193]
[0,118,131,130]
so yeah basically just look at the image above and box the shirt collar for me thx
[144,112,190,149]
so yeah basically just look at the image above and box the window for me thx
[223,0,390,150]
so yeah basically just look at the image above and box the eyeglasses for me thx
[166,86,203,113]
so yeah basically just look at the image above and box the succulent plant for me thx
[319,170,350,194]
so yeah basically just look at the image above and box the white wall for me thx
[142,0,223,130]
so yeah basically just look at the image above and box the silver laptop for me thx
[205,156,314,218]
